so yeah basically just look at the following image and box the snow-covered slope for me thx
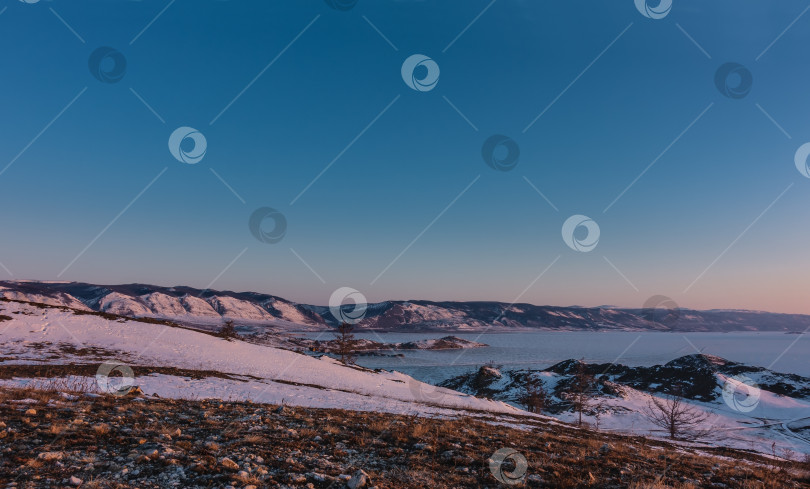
[179,295,220,317]
[0,285,91,311]
[140,292,188,316]
[0,281,324,330]
[0,299,520,417]
[441,355,810,456]
[99,292,152,316]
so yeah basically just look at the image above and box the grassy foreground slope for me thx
[0,387,808,489]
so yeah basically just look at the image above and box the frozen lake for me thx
[301,331,810,384]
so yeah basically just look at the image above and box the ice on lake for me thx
[302,331,810,384]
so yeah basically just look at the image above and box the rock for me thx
[69,476,82,486]
[24,409,36,416]
[599,443,612,455]
[37,452,64,462]
[347,469,370,489]
[220,457,239,471]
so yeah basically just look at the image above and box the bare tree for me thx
[217,319,238,339]
[643,392,712,440]
[333,322,357,365]
[521,375,549,414]
[565,359,596,426]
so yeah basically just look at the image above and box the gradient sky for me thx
[1,0,809,313]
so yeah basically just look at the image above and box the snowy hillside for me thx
[0,281,325,331]
[441,355,810,456]
[0,299,519,417]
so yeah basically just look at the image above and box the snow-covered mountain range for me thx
[3,280,810,332]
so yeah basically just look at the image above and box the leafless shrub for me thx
[643,392,712,441]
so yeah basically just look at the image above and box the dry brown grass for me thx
[0,385,807,489]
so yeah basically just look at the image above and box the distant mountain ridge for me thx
[2,280,810,333]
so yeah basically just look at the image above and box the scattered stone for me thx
[288,473,307,483]
[220,457,239,471]
[37,452,65,462]
[68,476,82,486]
[24,409,36,416]
[347,469,370,489]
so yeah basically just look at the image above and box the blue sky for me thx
[1,0,809,313]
